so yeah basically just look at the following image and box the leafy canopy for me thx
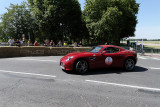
[27,0,87,42]
[83,0,139,44]
[0,2,38,41]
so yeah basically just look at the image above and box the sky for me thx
[0,0,160,39]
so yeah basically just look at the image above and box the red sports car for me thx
[60,45,137,74]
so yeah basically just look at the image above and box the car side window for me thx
[103,47,120,53]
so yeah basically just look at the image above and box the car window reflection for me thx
[90,46,103,53]
[103,47,120,53]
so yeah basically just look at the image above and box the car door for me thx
[88,53,105,69]
[100,47,122,68]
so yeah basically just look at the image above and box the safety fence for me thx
[122,44,160,54]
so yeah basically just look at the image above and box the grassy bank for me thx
[144,45,160,49]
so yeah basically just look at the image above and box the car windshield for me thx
[122,47,129,51]
[90,46,103,53]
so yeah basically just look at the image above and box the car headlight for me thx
[66,56,74,62]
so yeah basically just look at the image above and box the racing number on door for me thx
[105,57,113,65]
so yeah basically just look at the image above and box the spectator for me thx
[127,40,130,46]
[78,41,82,47]
[57,40,62,47]
[8,37,14,46]
[19,38,23,46]
[74,42,78,47]
[15,39,20,47]
[34,40,38,46]
[27,40,31,46]
[63,41,68,47]
[50,40,55,47]
[44,39,49,46]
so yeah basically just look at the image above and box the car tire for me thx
[74,59,88,74]
[124,58,135,71]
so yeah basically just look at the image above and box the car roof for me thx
[99,45,119,48]
[99,45,125,50]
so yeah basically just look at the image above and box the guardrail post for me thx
[151,49,153,55]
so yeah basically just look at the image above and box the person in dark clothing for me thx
[15,39,20,47]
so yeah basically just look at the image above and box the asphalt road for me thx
[0,55,160,107]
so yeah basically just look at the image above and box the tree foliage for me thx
[83,0,139,45]
[0,2,38,41]
[27,0,88,42]
[0,0,139,45]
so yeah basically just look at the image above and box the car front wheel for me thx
[124,58,135,71]
[74,59,88,74]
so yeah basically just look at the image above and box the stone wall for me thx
[0,46,92,58]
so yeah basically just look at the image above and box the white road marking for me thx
[150,67,160,70]
[151,58,160,60]
[138,56,147,59]
[138,56,160,60]
[17,59,58,62]
[86,80,160,92]
[0,70,56,78]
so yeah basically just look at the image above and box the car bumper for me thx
[60,61,73,71]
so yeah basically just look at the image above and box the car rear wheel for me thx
[74,59,88,74]
[124,58,135,71]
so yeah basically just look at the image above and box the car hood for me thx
[66,52,92,57]
[60,51,95,61]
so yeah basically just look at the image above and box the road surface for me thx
[0,55,160,107]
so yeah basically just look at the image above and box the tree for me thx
[27,0,88,43]
[0,2,38,42]
[0,23,6,41]
[83,0,139,45]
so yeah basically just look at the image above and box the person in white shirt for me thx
[19,38,23,46]
[57,40,62,47]
[8,37,14,46]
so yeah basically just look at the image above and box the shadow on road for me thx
[64,66,148,75]
[84,66,148,75]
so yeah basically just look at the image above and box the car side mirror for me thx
[101,51,107,55]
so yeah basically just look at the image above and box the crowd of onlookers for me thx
[7,37,83,47]
[8,37,23,47]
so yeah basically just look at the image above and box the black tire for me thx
[74,59,88,74]
[124,58,135,71]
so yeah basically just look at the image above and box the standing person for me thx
[127,40,130,46]
[63,41,68,47]
[15,39,20,47]
[34,40,38,46]
[50,40,55,47]
[8,37,14,46]
[45,39,49,46]
[78,41,82,47]
[27,39,31,46]
[19,38,23,46]
[74,42,78,47]
[57,40,62,47]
